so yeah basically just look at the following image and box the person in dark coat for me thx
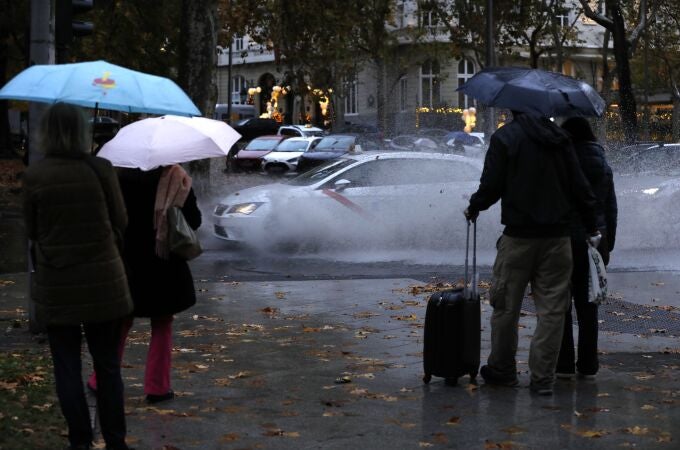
[88,164,201,403]
[23,102,133,450]
[464,111,600,396]
[556,117,618,380]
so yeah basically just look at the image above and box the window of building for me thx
[420,59,440,108]
[344,74,358,115]
[400,77,408,112]
[457,58,475,109]
[233,35,244,52]
[231,75,247,104]
[553,3,570,28]
[419,8,439,31]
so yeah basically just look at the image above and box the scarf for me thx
[154,165,192,258]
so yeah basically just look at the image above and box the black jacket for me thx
[118,168,202,318]
[570,141,618,251]
[468,114,598,238]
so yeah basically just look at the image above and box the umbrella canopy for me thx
[456,67,605,117]
[0,60,200,116]
[97,115,241,171]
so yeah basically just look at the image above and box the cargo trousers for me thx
[487,234,572,388]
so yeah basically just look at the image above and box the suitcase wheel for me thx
[423,374,432,384]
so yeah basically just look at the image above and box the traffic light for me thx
[55,0,94,57]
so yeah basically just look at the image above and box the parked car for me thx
[417,127,451,144]
[387,134,420,151]
[232,117,280,141]
[277,124,325,138]
[445,131,486,157]
[212,152,497,251]
[296,134,361,173]
[232,135,288,172]
[261,136,322,175]
[342,122,384,149]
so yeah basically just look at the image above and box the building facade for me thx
[216,0,612,135]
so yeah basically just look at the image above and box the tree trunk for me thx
[609,3,637,144]
[594,30,611,144]
[178,0,218,194]
[0,3,12,157]
[673,96,680,142]
[375,57,387,136]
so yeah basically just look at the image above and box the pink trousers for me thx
[88,315,173,396]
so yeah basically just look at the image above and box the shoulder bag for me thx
[587,241,608,304]
[167,206,203,260]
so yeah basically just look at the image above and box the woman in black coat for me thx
[557,117,617,380]
[89,165,201,403]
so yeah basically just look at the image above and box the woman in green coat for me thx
[23,103,133,450]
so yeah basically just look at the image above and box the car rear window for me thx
[245,139,280,151]
[315,136,355,151]
[276,140,308,151]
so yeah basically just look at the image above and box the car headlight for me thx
[227,202,263,215]
[214,203,229,215]
[287,157,299,163]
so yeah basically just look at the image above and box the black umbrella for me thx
[456,67,606,117]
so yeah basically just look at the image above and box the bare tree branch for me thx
[578,0,613,29]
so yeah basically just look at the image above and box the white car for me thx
[212,152,502,251]
[277,124,325,138]
[261,136,322,174]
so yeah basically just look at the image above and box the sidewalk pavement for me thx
[1,268,678,449]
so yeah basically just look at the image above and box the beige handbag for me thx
[167,206,202,260]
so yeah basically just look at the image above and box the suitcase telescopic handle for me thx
[463,220,477,298]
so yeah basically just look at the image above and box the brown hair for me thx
[39,102,90,155]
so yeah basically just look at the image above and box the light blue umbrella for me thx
[0,60,200,116]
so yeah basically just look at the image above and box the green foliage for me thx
[0,349,64,450]
[71,0,182,79]
[0,0,30,81]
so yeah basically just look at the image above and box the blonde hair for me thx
[39,102,91,155]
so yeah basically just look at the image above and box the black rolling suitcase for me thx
[423,220,481,385]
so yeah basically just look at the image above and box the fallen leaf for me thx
[484,440,518,449]
[623,426,649,436]
[641,404,657,411]
[446,416,461,425]
[418,442,434,448]
[501,426,526,435]
[391,314,418,321]
[219,433,240,442]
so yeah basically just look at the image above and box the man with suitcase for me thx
[464,111,600,395]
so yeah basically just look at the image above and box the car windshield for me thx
[275,140,308,152]
[287,159,355,186]
[245,139,279,151]
[314,136,354,151]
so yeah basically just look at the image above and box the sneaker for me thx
[480,365,519,387]
[529,383,553,396]
[146,390,175,404]
[555,372,575,380]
